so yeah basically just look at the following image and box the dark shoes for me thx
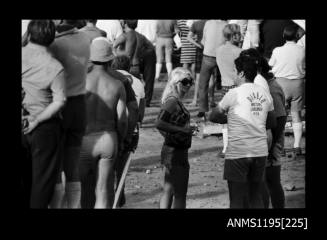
[197,112,205,118]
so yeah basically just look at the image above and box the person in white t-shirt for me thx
[269,24,305,156]
[96,20,123,44]
[209,53,274,208]
[216,23,242,157]
[136,20,157,46]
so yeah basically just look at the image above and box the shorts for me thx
[275,77,305,112]
[62,95,86,147]
[195,48,203,73]
[79,131,118,180]
[161,144,189,168]
[224,156,267,182]
[156,37,173,63]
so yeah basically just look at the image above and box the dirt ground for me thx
[121,76,305,209]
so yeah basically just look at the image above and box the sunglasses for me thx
[179,78,193,86]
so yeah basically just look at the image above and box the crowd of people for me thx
[21,19,305,209]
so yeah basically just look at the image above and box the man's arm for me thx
[116,84,128,145]
[125,100,139,145]
[23,70,66,134]
[208,103,227,124]
[187,31,203,49]
[113,33,126,50]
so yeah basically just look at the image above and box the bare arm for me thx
[23,100,65,134]
[126,100,139,143]
[116,84,128,144]
[208,104,227,124]
[113,33,126,50]
[23,69,66,134]
[187,31,203,49]
[155,118,192,135]
[138,98,146,123]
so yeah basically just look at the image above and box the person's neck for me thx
[92,64,107,71]
[286,40,296,44]
[125,28,133,33]
[86,23,95,28]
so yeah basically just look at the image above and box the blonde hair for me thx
[161,67,193,104]
[223,23,241,41]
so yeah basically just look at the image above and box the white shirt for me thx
[269,41,305,79]
[254,74,270,94]
[136,20,157,45]
[96,20,123,44]
[22,19,30,36]
[202,20,227,57]
[219,83,274,159]
[116,70,145,106]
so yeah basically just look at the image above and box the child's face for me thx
[232,32,241,45]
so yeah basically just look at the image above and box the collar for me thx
[25,42,48,52]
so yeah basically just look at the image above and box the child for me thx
[215,24,242,157]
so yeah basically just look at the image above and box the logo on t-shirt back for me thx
[247,92,266,116]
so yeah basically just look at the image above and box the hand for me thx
[23,116,39,134]
[184,126,195,135]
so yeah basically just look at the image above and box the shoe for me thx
[197,112,205,118]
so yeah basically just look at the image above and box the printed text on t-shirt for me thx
[247,92,266,116]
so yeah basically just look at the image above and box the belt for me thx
[67,94,85,100]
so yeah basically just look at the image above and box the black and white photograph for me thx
[20,19,306,213]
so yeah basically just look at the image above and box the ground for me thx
[121,76,305,209]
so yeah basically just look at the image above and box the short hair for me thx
[111,55,131,71]
[223,23,241,41]
[63,19,79,25]
[62,19,86,29]
[240,48,272,79]
[27,20,56,46]
[125,20,138,30]
[234,54,258,83]
[283,23,299,41]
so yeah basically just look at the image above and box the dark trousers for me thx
[224,157,266,208]
[140,49,156,106]
[198,55,221,112]
[227,181,264,208]
[21,118,62,208]
[262,165,285,208]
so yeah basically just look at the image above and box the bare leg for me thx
[155,63,163,80]
[63,146,82,208]
[95,158,115,208]
[159,167,173,209]
[291,111,303,149]
[166,62,173,78]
